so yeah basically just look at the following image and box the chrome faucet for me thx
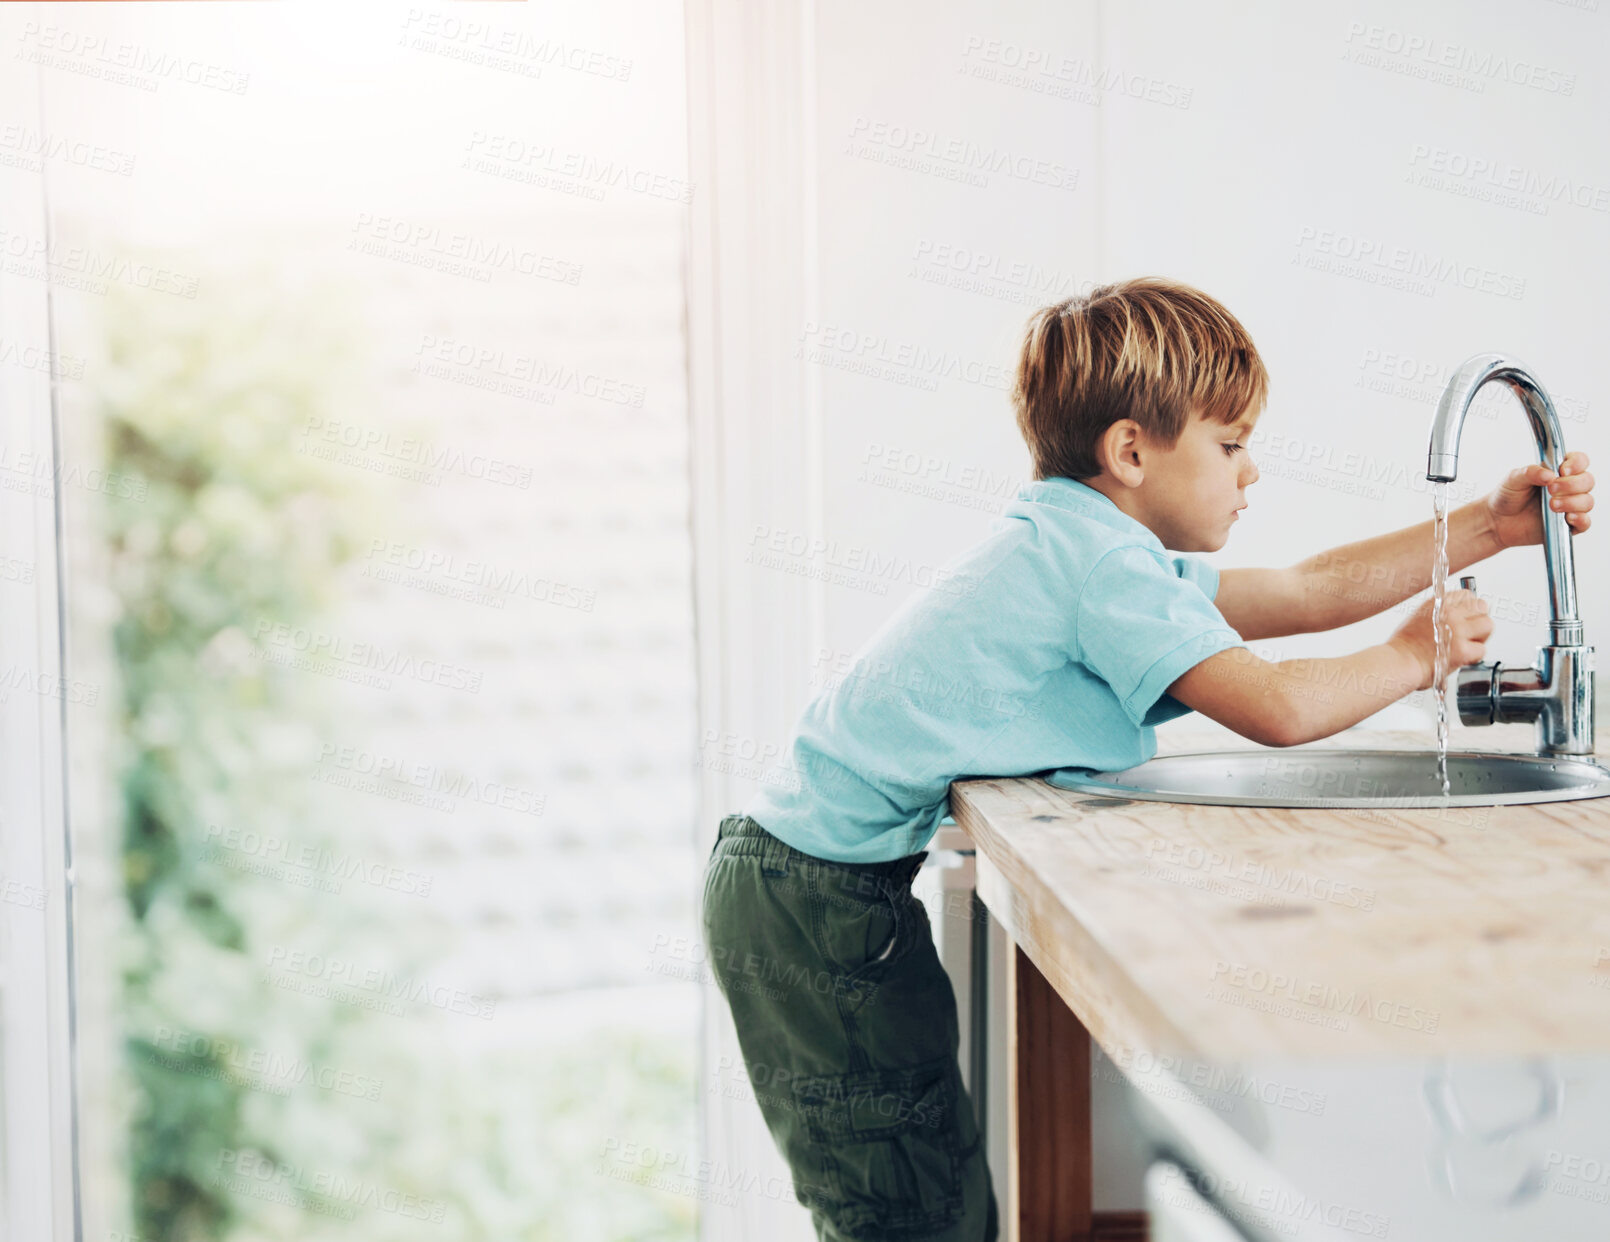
[1425,353,1595,756]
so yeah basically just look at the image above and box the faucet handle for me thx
[1456,661,1498,725]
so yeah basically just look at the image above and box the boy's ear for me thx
[1101,419,1146,487]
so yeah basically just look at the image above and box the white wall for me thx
[811,1,1101,660]
[1098,0,1607,682]
[806,0,1607,708]
[0,49,82,1242]
[692,1,1610,1235]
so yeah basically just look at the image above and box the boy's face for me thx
[1090,406,1260,552]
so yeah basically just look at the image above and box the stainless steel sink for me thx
[1043,748,1610,808]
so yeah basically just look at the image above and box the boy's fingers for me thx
[1547,470,1593,495]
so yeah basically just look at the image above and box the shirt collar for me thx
[1014,476,1166,554]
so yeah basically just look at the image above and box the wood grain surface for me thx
[954,718,1610,1060]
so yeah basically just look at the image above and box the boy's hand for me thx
[1388,589,1493,692]
[1484,450,1594,549]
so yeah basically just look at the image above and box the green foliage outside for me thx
[95,254,377,1240]
[88,246,697,1240]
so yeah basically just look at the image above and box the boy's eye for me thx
[1223,443,1244,455]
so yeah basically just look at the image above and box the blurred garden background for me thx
[29,3,701,1239]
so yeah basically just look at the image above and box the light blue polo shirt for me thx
[742,476,1247,863]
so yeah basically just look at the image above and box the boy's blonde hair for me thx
[1011,277,1269,483]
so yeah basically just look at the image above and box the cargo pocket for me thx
[789,1054,964,1239]
[811,864,909,991]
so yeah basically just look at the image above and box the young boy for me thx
[700,277,1594,1241]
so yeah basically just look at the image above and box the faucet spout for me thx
[1426,352,1595,756]
[1425,352,1582,647]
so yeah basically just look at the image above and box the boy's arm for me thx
[1167,642,1428,748]
[1218,451,1594,638]
[1214,499,1501,640]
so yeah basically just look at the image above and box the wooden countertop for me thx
[950,714,1610,1061]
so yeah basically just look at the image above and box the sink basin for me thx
[1043,748,1610,808]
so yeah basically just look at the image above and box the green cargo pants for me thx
[700,812,998,1241]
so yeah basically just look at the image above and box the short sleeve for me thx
[1076,545,1244,728]
[1172,553,1219,602]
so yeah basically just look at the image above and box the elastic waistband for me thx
[714,814,928,888]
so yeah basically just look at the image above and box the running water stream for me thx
[1431,482,1451,796]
